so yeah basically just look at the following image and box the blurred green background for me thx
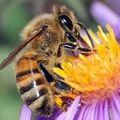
[0,0,103,120]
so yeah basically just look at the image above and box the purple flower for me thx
[20,92,120,120]
[20,96,80,120]
[20,104,31,120]
[105,0,120,16]
[19,25,120,120]
[90,1,120,39]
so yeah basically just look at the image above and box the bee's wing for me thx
[0,25,48,70]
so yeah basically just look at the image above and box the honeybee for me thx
[0,6,95,116]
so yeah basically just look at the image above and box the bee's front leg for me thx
[57,43,76,57]
[57,42,94,57]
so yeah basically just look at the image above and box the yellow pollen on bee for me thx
[53,24,120,103]
[54,95,64,108]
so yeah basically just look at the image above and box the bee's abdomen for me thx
[16,56,54,115]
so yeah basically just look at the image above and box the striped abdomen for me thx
[16,56,54,115]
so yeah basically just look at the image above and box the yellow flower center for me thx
[53,25,120,104]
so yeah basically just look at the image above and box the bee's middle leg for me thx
[37,62,70,89]
[37,62,54,83]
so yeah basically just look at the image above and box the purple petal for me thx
[37,107,62,120]
[104,99,109,120]
[75,102,98,120]
[75,105,89,120]
[97,101,104,120]
[90,1,120,38]
[105,0,120,16]
[56,112,66,120]
[110,92,120,120]
[56,96,80,120]
[74,99,109,120]
[20,104,31,120]
[90,1,120,26]
[84,102,97,120]
[82,105,91,120]
[87,99,109,120]
[64,96,80,120]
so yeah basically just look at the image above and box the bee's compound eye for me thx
[59,15,73,30]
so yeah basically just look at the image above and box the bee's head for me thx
[53,5,80,42]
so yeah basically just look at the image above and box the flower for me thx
[20,97,80,120]
[20,104,31,120]
[105,0,120,16]
[90,1,120,39]
[20,25,120,120]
